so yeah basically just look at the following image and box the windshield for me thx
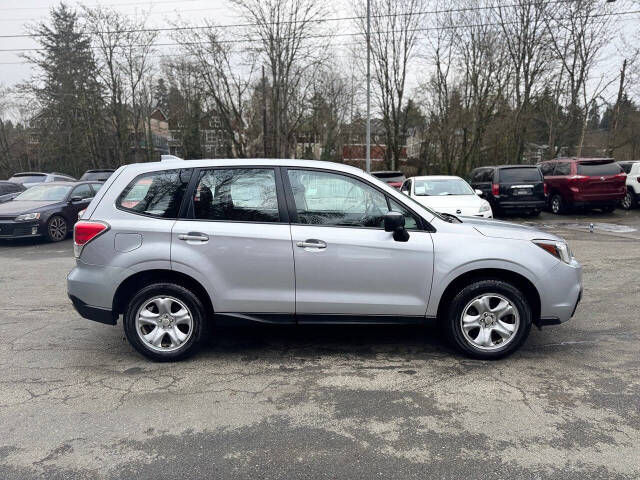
[499,168,542,183]
[8,175,46,184]
[14,184,72,201]
[414,178,474,196]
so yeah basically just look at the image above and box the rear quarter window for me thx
[577,162,621,176]
[117,169,192,218]
[498,168,542,183]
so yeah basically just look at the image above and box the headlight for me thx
[14,212,41,221]
[479,203,491,213]
[533,239,573,264]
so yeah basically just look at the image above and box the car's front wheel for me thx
[124,283,206,361]
[46,215,68,242]
[444,279,532,359]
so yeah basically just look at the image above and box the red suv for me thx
[538,158,626,214]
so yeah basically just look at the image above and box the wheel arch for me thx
[112,269,213,319]
[436,268,541,323]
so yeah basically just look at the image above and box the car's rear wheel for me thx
[444,279,532,359]
[621,189,635,210]
[123,283,206,361]
[46,215,68,242]
[550,194,564,214]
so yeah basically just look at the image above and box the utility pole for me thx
[262,64,268,158]
[607,58,626,158]
[365,0,371,173]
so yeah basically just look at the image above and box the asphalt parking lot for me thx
[1,211,639,479]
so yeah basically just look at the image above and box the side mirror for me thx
[384,211,410,242]
[475,189,484,198]
[69,196,83,203]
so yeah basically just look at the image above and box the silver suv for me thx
[67,159,582,361]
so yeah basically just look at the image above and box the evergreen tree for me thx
[27,3,105,175]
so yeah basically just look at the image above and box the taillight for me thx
[388,182,403,189]
[491,184,500,196]
[74,221,109,258]
[543,182,548,195]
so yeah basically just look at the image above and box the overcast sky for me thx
[1,1,638,104]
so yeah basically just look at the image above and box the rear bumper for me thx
[495,200,546,210]
[69,294,117,325]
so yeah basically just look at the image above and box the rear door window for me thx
[499,168,542,183]
[539,163,555,176]
[577,162,622,176]
[117,169,192,218]
[193,168,280,223]
[554,162,571,176]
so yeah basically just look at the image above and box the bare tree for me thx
[230,0,331,158]
[546,0,614,155]
[494,0,552,162]
[356,0,424,170]
[173,22,256,157]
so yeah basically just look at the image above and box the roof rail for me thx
[161,154,183,162]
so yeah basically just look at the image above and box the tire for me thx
[621,189,636,210]
[601,205,615,214]
[444,279,532,360]
[123,283,206,361]
[550,194,564,214]
[46,215,68,242]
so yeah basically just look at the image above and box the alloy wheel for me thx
[48,216,67,241]
[551,196,561,214]
[135,296,194,353]
[460,293,520,351]
[622,192,632,210]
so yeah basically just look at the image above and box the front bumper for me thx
[538,258,583,324]
[0,220,41,239]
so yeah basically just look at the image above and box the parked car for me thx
[468,165,546,216]
[67,159,582,362]
[0,181,102,242]
[8,172,76,188]
[400,176,492,218]
[538,158,626,214]
[0,181,26,203]
[80,169,115,182]
[370,170,406,189]
[617,160,640,210]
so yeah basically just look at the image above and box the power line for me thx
[0,8,638,54]
[0,0,209,11]
[0,0,614,38]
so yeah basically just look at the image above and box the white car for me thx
[400,176,493,218]
[618,161,640,210]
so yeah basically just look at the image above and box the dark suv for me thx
[468,165,546,216]
[538,158,626,214]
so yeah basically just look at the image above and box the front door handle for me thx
[296,239,327,249]
[178,232,209,242]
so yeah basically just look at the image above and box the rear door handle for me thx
[296,239,327,249]
[178,232,209,242]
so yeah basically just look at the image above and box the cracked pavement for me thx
[0,211,639,479]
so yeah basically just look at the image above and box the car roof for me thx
[84,169,115,173]
[11,172,48,176]
[540,157,614,163]
[120,158,367,176]
[410,175,464,180]
[371,170,404,175]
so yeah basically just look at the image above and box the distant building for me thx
[168,112,229,158]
